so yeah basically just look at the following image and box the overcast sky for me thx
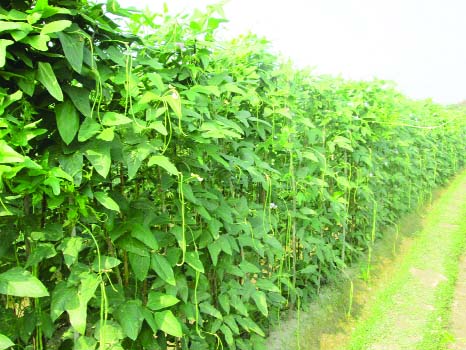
[116,0,466,105]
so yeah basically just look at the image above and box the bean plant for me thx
[0,1,464,350]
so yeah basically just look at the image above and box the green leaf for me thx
[37,62,63,101]
[162,93,182,118]
[0,267,49,297]
[74,336,97,350]
[85,144,111,178]
[148,121,167,135]
[236,317,265,337]
[131,224,159,250]
[230,294,248,316]
[255,279,280,293]
[57,31,84,73]
[251,291,268,317]
[146,291,180,311]
[64,86,92,117]
[123,144,151,180]
[78,117,100,141]
[92,255,121,272]
[22,34,50,51]
[94,321,124,345]
[0,140,25,163]
[94,192,120,212]
[153,310,183,337]
[58,236,84,267]
[0,334,14,350]
[0,21,32,32]
[96,127,114,141]
[147,155,178,176]
[67,272,100,334]
[185,251,204,273]
[199,302,223,320]
[151,254,176,286]
[102,112,132,126]
[44,176,61,195]
[10,30,29,41]
[51,282,76,321]
[114,300,144,340]
[128,253,150,281]
[41,20,72,34]
[26,243,57,268]
[0,39,13,68]
[56,100,79,145]
[220,325,234,346]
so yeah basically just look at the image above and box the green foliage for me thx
[0,1,464,349]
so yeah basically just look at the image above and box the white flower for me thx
[270,202,278,209]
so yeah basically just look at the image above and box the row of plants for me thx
[0,1,464,349]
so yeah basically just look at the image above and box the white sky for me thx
[116,0,466,104]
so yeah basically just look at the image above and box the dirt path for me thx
[266,170,466,350]
[348,170,466,349]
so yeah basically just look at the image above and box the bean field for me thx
[0,1,465,350]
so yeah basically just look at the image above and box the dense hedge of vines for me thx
[0,1,464,349]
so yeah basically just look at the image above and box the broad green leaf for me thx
[230,294,248,316]
[92,255,121,272]
[199,302,222,320]
[78,117,100,141]
[57,31,84,73]
[37,62,63,101]
[85,145,111,178]
[218,294,230,314]
[10,30,29,41]
[22,34,50,51]
[44,176,60,195]
[0,39,13,68]
[207,241,221,266]
[64,86,92,117]
[41,20,72,34]
[94,192,120,212]
[151,253,176,286]
[75,336,97,350]
[147,155,178,176]
[123,144,151,180]
[0,21,32,32]
[146,291,180,311]
[239,260,260,274]
[96,127,114,141]
[153,310,183,337]
[58,236,84,267]
[148,121,168,135]
[163,93,182,118]
[131,224,158,250]
[94,321,124,344]
[0,140,25,163]
[56,100,79,145]
[25,243,56,268]
[34,0,49,11]
[128,253,150,281]
[185,251,204,273]
[0,334,14,350]
[0,267,49,297]
[255,279,280,293]
[102,112,132,126]
[251,291,268,317]
[235,317,265,337]
[51,282,76,321]
[67,272,100,334]
[114,300,144,340]
[220,325,234,346]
